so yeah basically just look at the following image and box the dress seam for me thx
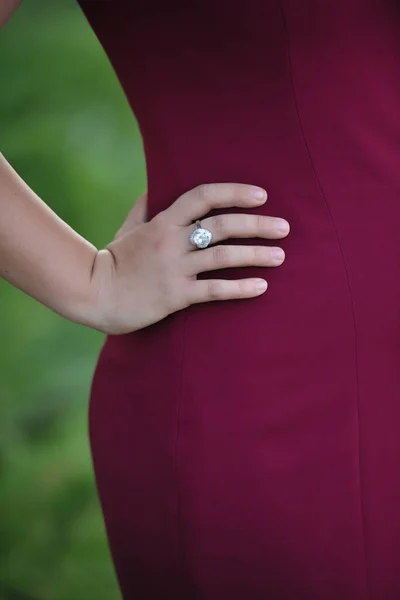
[277,1,369,597]
[174,310,192,591]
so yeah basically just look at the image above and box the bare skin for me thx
[0,3,290,335]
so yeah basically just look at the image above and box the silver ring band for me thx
[189,219,213,249]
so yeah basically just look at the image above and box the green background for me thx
[0,1,146,598]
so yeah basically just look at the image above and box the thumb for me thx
[114,191,148,240]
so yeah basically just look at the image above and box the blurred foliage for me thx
[0,0,146,598]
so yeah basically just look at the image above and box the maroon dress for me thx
[77,1,400,598]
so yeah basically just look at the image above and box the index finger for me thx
[164,183,267,226]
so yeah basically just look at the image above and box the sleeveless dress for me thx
[77,2,400,598]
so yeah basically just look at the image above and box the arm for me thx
[0,0,287,335]
[0,2,105,328]
[0,151,287,334]
[0,153,98,325]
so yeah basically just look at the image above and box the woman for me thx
[2,1,400,598]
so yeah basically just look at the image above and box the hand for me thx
[88,183,290,335]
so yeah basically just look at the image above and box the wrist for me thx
[75,248,115,334]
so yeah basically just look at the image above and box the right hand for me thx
[88,183,290,335]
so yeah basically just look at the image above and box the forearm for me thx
[0,152,98,325]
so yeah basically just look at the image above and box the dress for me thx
[77,1,400,598]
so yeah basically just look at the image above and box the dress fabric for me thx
[77,1,400,598]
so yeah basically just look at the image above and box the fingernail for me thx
[273,248,285,261]
[256,280,268,291]
[274,218,289,233]
[251,187,267,201]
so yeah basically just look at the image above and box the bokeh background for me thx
[0,1,147,598]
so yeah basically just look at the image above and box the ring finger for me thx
[183,213,290,251]
[185,243,285,275]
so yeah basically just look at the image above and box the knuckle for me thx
[253,245,266,260]
[176,279,194,309]
[256,214,265,232]
[180,290,192,309]
[212,244,230,264]
[212,214,227,235]
[207,279,223,300]
[242,214,253,230]
[151,217,174,253]
[152,209,167,225]
[158,273,181,311]
[197,183,216,204]
[237,279,248,296]
[165,289,180,312]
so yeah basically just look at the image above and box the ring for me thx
[189,219,213,249]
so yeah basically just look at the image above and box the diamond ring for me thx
[189,219,213,249]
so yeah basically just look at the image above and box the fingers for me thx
[186,278,269,304]
[164,183,267,226]
[184,244,285,274]
[183,213,290,251]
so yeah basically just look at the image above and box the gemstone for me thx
[190,227,212,249]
